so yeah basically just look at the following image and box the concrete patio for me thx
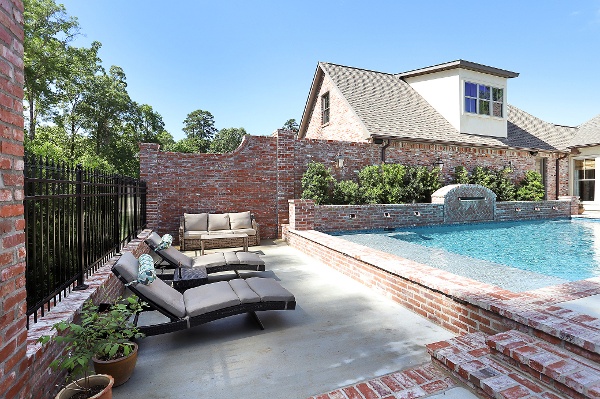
[112,240,458,399]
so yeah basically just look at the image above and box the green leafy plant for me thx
[331,180,361,205]
[39,296,145,393]
[453,166,469,184]
[515,170,545,201]
[301,161,334,205]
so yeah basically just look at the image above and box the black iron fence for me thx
[24,155,147,327]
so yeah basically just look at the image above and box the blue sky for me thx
[60,0,600,140]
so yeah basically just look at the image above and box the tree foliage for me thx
[516,171,545,201]
[209,127,247,153]
[282,119,299,132]
[301,162,334,205]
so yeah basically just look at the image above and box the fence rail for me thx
[24,155,146,328]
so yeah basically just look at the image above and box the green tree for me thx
[301,162,334,205]
[453,166,470,184]
[24,0,80,139]
[182,109,217,152]
[331,180,361,205]
[208,127,247,153]
[282,119,299,132]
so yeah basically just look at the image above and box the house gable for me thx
[299,63,370,142]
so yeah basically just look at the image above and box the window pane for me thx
[493,102,503,117]
[585,169,596,179]
[492,88,503,102]
[479,100,490,115]
[579,181,595,201]
[478,85,490,100]
[465,98,476,113]
[465,82,477,97]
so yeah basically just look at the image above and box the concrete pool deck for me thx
[112,240,465,399]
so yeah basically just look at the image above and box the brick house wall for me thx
[0,2,27,398]
[303,72,368,142]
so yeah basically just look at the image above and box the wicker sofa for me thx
[179,211,260,251]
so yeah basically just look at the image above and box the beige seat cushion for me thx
[183,231,208,239]
[230,228,256,236]
[208,213,230,231]
[207,231,234,235]
[229,211,252,229]
[185,213,208,231]
[183,281,241,317]
[191,252,226,268]
[235,252,265,266]
[246,277,295,302]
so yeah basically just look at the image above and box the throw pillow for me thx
[184,213,208,231]
[136,254,157,285]
[208,213,230,231]
[155,234,173,251]
[229,211,252,229]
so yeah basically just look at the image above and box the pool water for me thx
[331,219,600,289]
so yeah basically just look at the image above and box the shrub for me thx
[494,167,516,201]
[403,165,441,203]
[331,180,361,204]
[453,166,469,184]
[516,171,545,201]
[301,161,334,205]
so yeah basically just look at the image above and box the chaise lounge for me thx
[145,232,266,289]
[112,252,296,336]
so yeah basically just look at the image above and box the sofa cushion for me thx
[208,213,230,231]
[185,213,208,231]
[231,228,256,236]
[184,231,208,239]
[229,211,252,229]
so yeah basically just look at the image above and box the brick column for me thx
[288,199,315,230]
[0,1,28,398]
[276,129,295,237]
[139,142,160,230]
[558,195,579,215]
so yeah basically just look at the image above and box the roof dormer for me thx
[398,60,519,138]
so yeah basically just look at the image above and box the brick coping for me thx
[288,229,600,359]
[307,362,463,399]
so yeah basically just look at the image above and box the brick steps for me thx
[426,330,600,398]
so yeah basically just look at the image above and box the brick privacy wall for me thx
[26,230,151,399]
[303,72,368,142]
[0,2,26,398]
[288,199,315,230]
[495,200,572,221]
[140,134,281,242]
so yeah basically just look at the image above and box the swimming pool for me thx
[331,218,600,291]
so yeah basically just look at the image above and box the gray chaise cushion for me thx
[185,213,208,231]
[208,213,230,231]
[229,211,252,229]
[246,277,295,302]
[229,279,260,303]
[146,232,163,248]
[236,252,265,266]
[160,247,194,268]
[191,252,226,268]
[183,281,241,317]
[114,252,186,318]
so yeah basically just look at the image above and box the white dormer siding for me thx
[402,64,514,138]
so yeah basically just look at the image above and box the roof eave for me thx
[298,64,324,139]
[368,133,565,153]
[398,60,519,79]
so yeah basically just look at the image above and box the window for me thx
[465,82,503,117]
[574,158,595,201]
[321,92,330,125]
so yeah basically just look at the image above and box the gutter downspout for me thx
[381,139,391,163]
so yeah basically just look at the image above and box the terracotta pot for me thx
[55,374,114,399]
[578,204,585,214]
[93,342,138,387]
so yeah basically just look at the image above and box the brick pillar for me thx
[558,196,579,215]
[276,129,295,237]
[139,142,160,230]
[288,199,315,230]
[0,1,28,398]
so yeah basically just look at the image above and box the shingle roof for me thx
[318,62,577,151]
[569,114,600,147]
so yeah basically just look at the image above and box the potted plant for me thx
[39,295,145,398]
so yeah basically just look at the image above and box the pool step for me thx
[427,330,600,398]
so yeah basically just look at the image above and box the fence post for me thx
[114,175,121,253]
[74,164,88,290]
